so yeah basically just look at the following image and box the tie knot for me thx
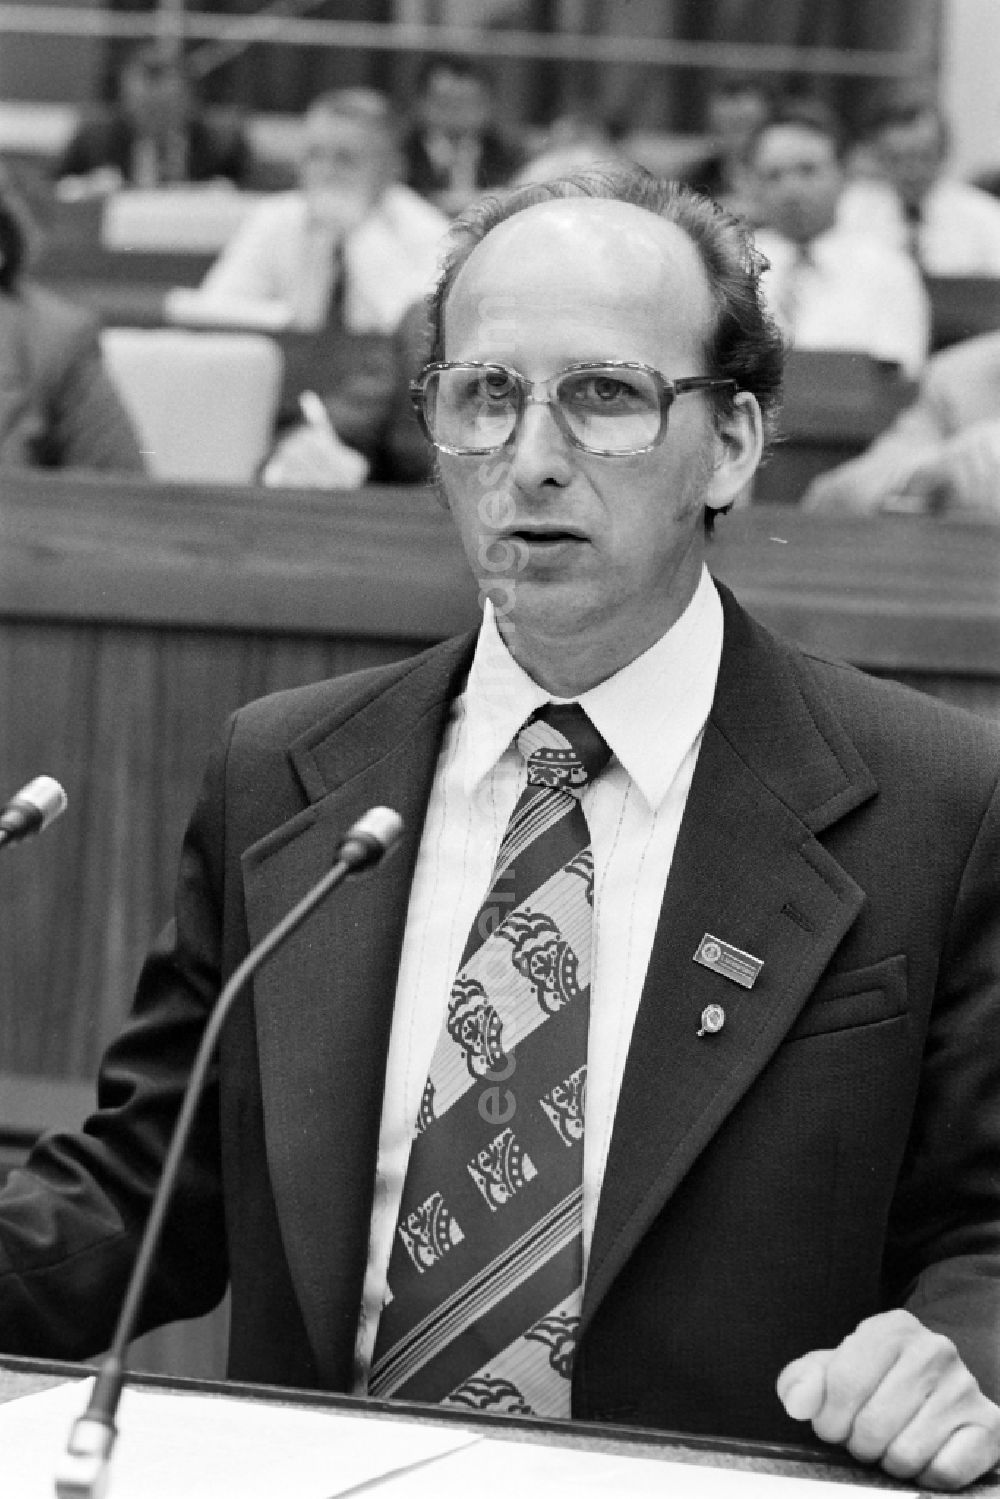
[517,704,611,792]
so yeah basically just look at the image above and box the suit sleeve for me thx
[45,320,147,473]
[54,120,102,180]
[0,719,236,1359]
[892,770,1000,1400]
[199,201,290,305]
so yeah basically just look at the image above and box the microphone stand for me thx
[55,807,402,1499]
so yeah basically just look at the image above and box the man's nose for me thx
[508,396,574,490]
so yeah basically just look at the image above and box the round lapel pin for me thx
[697,1004,726,1037]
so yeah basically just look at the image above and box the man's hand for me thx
[898,420,1000,516]
[777,1310,1000,1489]
[261,422,369,490]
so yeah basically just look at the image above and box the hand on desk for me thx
[261,420,369,490]
[777,1310,1000,1489]
[897,420,1000,517]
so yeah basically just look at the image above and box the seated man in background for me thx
[54,44,253,196]
[748,99,929,379]
[837,96,1000,276]
[180,89,449,488]
[401,54,524,216]
[680,73,773,223]
[0,175,145,472]
[261,298,435,488]
[802,330,1000,515]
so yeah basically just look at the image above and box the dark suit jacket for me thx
[401,126,523,201]
[0,283,144,471]
[55,108,253,186]
[2,587,999,1446]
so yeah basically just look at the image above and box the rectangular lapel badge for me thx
[694,933,764,990]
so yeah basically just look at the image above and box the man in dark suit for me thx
[54,45,253,192]
[401,54,523,215]
[0,176,144,470]
[2,169,1000,1489]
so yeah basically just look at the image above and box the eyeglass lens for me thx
[424,365,664,454]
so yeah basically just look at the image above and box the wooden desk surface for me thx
[2,472,997,677]
[33,242,216,328]
[0,1355,961,1490]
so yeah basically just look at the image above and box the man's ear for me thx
[706,391,764,513]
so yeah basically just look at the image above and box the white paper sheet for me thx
[0,1379,917,1499]
[0,1378,479,1499]
[375,1432,915,1498]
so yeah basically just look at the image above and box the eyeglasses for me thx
[409,361,737,457]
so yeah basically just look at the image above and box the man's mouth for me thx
[505,526,587,545]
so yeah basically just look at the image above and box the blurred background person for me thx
[802,330,1000,516]
[749,99,929,379]
[186,89,447,335]
[400,54,524,215]
[511,109,633,185]
[53,44,254,197]
[837,95,1000,275]
[0,170,144,472]
[680,73,772,221]
[178,89,447,489]
[260,295,434,490]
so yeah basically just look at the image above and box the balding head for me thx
[428,168,784,446]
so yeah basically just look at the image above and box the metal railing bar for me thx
[0,8,928,79]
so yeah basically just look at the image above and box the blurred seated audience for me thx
[400,55,524,215]
[0,173,144,472]
[837,95,1000,275]
[174,89,447,487]
[680,74,773,222]
[801,331,1000,516]
[54,44,254,198]
[511,111,633,185]
[749,100,930,379]
[177,90,448,334]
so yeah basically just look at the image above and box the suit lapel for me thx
[243,635,475,1385]
[583,590,877,1333]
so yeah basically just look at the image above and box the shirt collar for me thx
[458,567,724,811]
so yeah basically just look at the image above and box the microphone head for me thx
[0,775,68,841]
[20,776,69,831]
[336,806,404,871]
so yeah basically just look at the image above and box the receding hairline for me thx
[443,196,716,336]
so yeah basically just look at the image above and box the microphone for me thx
[0,776,67,850]
[55,805,404,1499]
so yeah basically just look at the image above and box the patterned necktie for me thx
[369,704,611,1417]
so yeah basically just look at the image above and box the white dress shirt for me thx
[352,567,724,1389]
[754,225,930,378]
[190,184,449,332]
[837,176,1000,276]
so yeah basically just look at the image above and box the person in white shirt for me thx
[180,89,450,488]
[802,330,1000,515]
[747,99,930,379]
[837,98,1000,276]
[194,89,449,335]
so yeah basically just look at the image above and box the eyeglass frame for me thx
[408,359,738,457]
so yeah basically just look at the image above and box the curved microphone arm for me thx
[55,805,403,1499]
